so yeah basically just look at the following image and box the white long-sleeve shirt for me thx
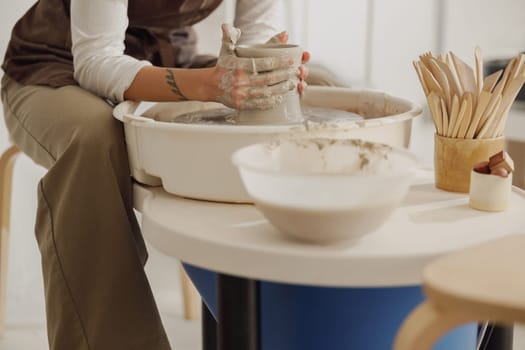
[70,0,280,102]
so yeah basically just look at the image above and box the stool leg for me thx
[179,264,200,320]
[394,302,474,350]
[0,146,20,337]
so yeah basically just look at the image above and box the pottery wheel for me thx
[167,106,363,126]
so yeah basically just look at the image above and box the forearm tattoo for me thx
[165,69,187,100]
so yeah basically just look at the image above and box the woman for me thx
[1,0,307,349]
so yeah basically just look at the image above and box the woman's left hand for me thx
[212,24,298,110]
[266,31,310,95]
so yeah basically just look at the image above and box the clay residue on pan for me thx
[265,138,393,174]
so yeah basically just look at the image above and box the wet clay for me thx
[234,44,304,125]
[168,106,363,125]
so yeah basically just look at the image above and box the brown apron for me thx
[1,0,223,88]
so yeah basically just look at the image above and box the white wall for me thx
[289,0,370,85]
[193,1,233,55]
[369,0,439,101]
[444,0,525,60]
[283,0,525,104]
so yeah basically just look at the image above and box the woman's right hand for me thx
[208,24,298,110]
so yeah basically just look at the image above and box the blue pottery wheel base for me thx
[183,264,476,350]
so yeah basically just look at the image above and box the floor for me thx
[1,115,524,350]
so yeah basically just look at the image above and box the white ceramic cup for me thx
[469,170,513,212]
[235,44,303,125]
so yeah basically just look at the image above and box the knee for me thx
[67,112,127,161]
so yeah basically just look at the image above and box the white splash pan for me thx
[113,86,422,203]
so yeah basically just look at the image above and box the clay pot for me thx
[235,44,303,125]
[434,134,505,193]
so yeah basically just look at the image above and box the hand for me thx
[210,24,298,110]
[266,31,310,95]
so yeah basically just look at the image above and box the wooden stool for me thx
[0,145,198,337]
[394,234,525,350]
[0,145,19,336]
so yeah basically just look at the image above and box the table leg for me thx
[202,301,218,350]
[217,274,259,350]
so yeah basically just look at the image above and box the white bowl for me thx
[232,138,419,243]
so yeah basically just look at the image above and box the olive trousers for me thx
[1,75,171,350]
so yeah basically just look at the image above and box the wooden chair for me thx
[0,145,19,336]
[394,234,525,350]
[0,145,199,337]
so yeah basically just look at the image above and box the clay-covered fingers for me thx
[247,80,295,98]
[219,23,242,56]
[266,31,288,44]
[297,61,309,96]
[218,68,296,90]
[220,80,295,110]
[248,55,294,73]
[298,81,308,95]
[247,68,298,87]
[302,51,310,64]
[218,54,294,73]
[298,65,308,80]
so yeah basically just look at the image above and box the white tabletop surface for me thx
[134,170,525,287]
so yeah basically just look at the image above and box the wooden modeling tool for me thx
[429,58,452,106]
[483,70,503,93]
[477,95,502,139]
[465,91,491,139]
[420,63,445,100]
[450,52,477,97]
[427,92,443,135]
[447,94,460,137]
[435,59,462,100]
[440,97,449,136]
[474,47,484,97]
[451,95,467,138]
[457,93,473,138]
[413,50,525,141]
[492,70,525,137]
[413,61,430,96]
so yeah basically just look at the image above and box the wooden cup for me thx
[434,134,505,193]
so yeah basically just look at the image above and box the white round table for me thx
[134,170,525,350]
[134,169,525,287]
